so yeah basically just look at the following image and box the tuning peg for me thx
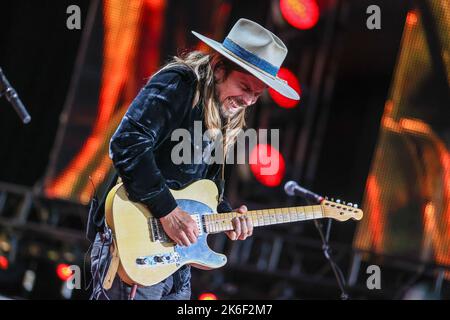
[348,202,352,207]
[325,196,329,200]
[331,198,334,202]
[336,199,341,204]
[342,201,346,205]
[353,204,358,208]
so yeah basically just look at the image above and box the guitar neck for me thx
[204,205,324,234]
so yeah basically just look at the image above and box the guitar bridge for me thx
[148,214,203,242]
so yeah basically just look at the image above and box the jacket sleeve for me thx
[109,68,196,218]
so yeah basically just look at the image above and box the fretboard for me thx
[203,205,324,234]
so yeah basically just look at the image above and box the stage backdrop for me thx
[353,0,450,272]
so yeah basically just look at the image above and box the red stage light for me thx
[280,0,320,30]
[249,144,286,187]
[269,68,301,108]
[56,264,73,281]
[0,256,8,270]
[199,292,218,300]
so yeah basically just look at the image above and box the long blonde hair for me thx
[159,51,247,155]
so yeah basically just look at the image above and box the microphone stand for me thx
[0,67,31,124]
[304,197,349,300]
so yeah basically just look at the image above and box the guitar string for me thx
[153,208,324,237]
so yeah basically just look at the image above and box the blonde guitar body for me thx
[105,179,226,287]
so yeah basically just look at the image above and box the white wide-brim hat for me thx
[192,18,300,100]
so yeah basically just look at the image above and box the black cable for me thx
[89,238,105,300]
[97,229,113,300]
[89,233,112,300]
[83,242,93,291]
[309,200,349,300]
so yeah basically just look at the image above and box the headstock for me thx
[320,198,363,221]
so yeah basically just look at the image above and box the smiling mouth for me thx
[228,98,242,112]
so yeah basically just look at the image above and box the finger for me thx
[236,205,248,214]
[191,222,200,237]
[239,216,248,240]
[247,216,254,236]
[240,216,248,234]
[186,230,198,244]
[183,217,199,238]
[225,231,237,240]
[179,232,191,247]
[232,217,241,238]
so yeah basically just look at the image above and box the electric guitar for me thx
[105,179,363,286]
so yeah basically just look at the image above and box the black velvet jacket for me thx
[109,65,231,218]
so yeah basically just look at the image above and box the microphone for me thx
[284,180,324,204]
[0,67,31,124]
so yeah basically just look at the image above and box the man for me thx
[90,18,299,300]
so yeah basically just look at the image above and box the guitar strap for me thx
[102,239,120,290]
[217,117,229,203]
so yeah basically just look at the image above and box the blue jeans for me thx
[90,231,191,300]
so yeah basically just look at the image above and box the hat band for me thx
[222,38,279,76]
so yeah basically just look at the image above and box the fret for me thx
[250,211,255,226]
[214,214,220,233]
[209,214,214,233]
[258,210,265,226]
[254,211,260,227]
[267,209,274,225]
[227,216,232,231]
[304,205,314,220]
[229,212,236,230]
[211,214,217,233]
[277,208,284,223]
[286,207,294,222]
[258,210,264,225]
[221,215,228,232]
[271,209,280,224]
[296,206,306,221]
[267,209,275,224]
[249,211,258,227]
[260,210,265,225]
[212,214,217,233]
[261,209,269,225]
[216,215,222,232]
[223,216,229,232]
[262,210,268,226]
[313,205,323,219]
[226,212,232,230]
[220,213,225,230]
[277,208,283,223]
[291,207,299,221]
[282,207,291,223]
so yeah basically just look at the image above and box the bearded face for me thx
[214,69,267,119]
